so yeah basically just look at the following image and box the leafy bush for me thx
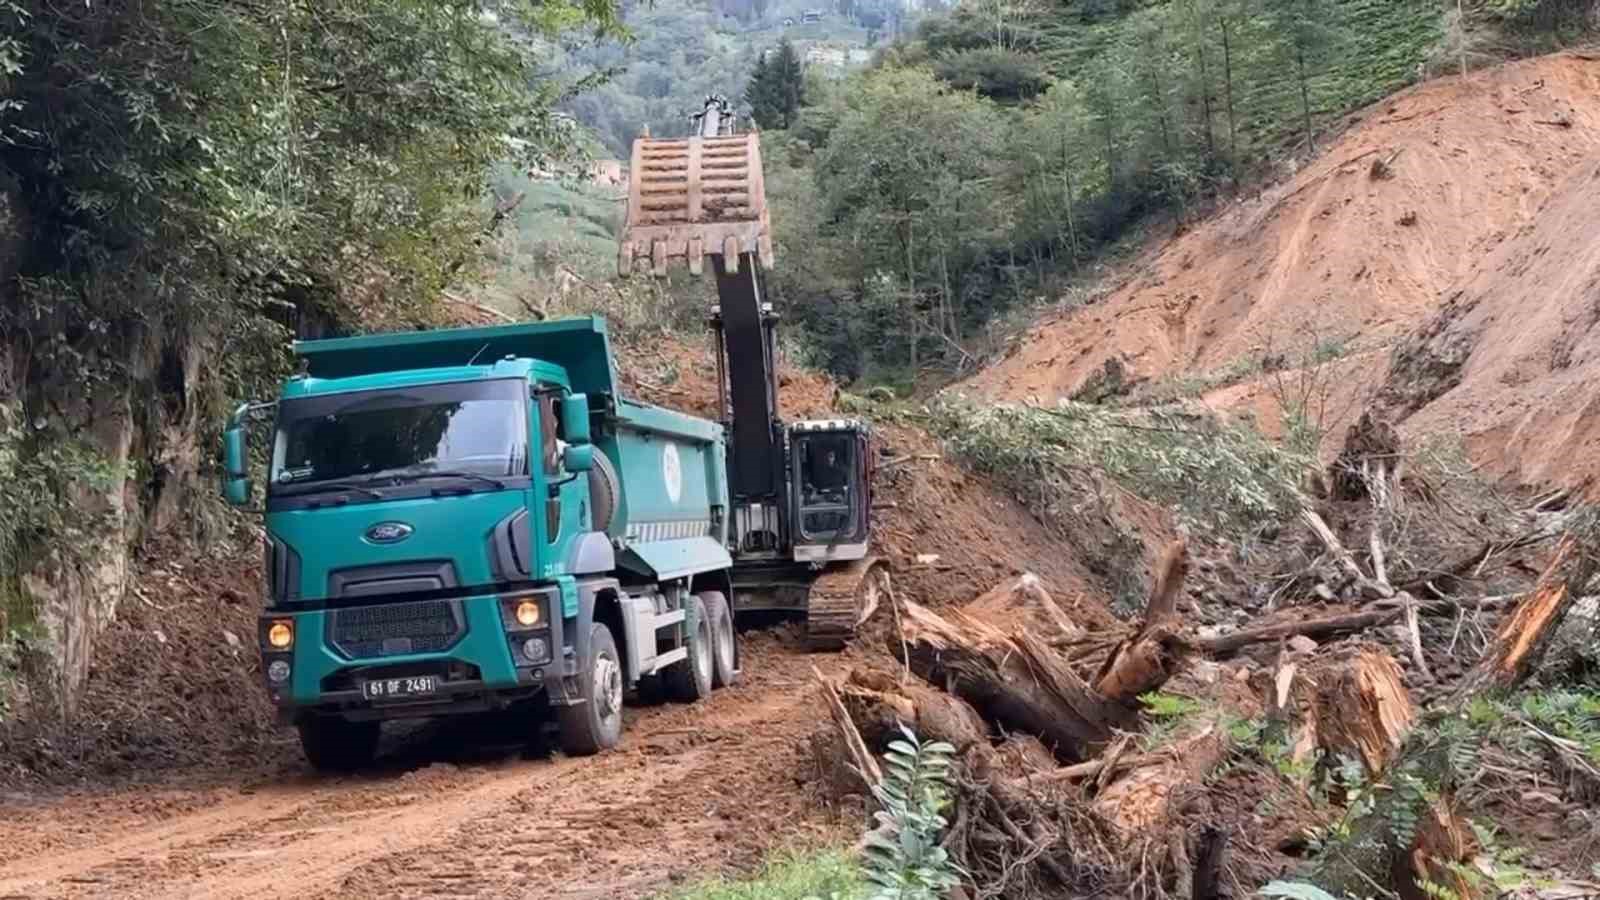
[861,725,963,900]
[928,395,1312,541]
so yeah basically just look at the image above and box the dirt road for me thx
[0,634,850,900]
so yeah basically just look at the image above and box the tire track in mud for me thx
[0,637,845,900]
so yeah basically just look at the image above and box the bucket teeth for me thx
[619,131,773,277]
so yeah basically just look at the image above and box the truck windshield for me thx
[269,379,527,494]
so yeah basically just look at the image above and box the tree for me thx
[812,67,1002,373]
[1261,0,1343,152]
[0,0,624,709]
[745,39,806,129]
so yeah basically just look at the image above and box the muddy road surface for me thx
[0,634,850,900]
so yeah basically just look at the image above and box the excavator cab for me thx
[617,95,887,651]
[790,422,871,560]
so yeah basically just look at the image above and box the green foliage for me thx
[800,66,1006,376]
[861,725,964,900]
[0,0,623,615]
[661,848,867,900]
[761,0,1465,383]
[0,409,121,628]
[1140,690,1206,719]
[927,396,1312,541]
[747,39,808,129]
[932,47,1049,102]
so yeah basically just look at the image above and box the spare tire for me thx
[588,449,620,534]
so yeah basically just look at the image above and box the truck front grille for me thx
[329,599,465,660]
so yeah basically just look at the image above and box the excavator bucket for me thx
[618,129,774,278]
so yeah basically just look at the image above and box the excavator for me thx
[617,96,889,650]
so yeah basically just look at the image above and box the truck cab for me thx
[223,318,739,771]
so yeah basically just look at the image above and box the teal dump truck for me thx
[225,97,890,771]
[221,317,741,770]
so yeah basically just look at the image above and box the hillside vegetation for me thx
[756,0,1597,385]
[0,0,623,717]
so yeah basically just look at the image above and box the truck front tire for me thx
[558,622,624,756]
[297,716,380,774]
[701,590,738,689]
[664,594,714,703]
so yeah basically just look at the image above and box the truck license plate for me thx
[362,675,438,700]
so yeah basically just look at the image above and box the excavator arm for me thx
[617,96,886,651]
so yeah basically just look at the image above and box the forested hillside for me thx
[561,0,919,157]
[0,0,623,716]
[759,0,1598,384]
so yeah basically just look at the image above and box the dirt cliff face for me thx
[1387,158,1600,488]
[963,54,1600,480]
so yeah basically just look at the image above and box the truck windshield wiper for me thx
[278,480,385,500]
[384,469,507,490]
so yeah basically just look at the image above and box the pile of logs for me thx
[816,504,1600,899]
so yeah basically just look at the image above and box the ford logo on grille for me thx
[365,522,414,544]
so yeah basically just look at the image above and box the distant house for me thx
[800,8,823,22]
[804,41,872,77]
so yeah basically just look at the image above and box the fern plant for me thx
[860,724,964,900]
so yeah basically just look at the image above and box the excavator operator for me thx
[804,443,849,503]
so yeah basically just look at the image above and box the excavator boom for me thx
[617,96,884,652]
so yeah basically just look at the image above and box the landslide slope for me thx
[966,53,1600,473]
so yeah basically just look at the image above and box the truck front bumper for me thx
[259,586,576,724]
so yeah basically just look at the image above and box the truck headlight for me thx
[266,620,293,649]
[267,660,291,683]
[514,600,541,628]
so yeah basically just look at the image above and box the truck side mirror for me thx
[562,393,592,445]
[563,444,596,473]
[222,416,251,507]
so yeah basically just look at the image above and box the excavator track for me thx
[803,557,889,652]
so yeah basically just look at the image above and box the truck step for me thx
[645,647,688,675]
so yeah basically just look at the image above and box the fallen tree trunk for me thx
[1188,604,1403,657]
[1317,517,1600,900]
[961,571,1084,641]
[1450,528,1599,701]
[1092,722,1227,836]
[836,667,990,755]
[1094,539,1188,700]
[896,600,1134,760]
[1314,648,1415,777]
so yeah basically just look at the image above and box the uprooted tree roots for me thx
[814,413,1600,899]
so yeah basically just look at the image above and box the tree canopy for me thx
[746,39,807,129]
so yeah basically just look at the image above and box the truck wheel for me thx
[700,590,738,689]
[664,594,714,703]
[588,450,620,534]
[297,716,380,774]
[557,622,624,756]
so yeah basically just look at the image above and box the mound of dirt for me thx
[1381,156,1600,489]
[0,535,292,786]
[966,53,1600,465]
[622,333,1145,621]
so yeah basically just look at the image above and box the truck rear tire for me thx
[557,622,624,756]
[297,716,380,774]
[701,590,738,689]
[664,594,714,703]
